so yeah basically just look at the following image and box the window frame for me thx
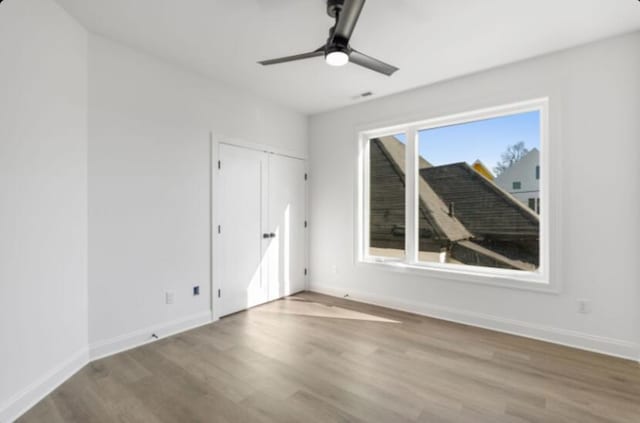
[356,98,554,292]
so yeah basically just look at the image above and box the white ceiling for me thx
[55,0,640,114]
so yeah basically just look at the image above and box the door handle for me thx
[269,233,276,238]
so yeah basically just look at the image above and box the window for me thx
[535,165,540,180]
[359,99,549,286]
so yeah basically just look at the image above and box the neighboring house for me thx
[370,137,539,270]
[472,160,495,180]
[494,148,540,213]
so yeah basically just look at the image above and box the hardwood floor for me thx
[19,292,640,423]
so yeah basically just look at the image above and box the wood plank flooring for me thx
[19,292,640,423]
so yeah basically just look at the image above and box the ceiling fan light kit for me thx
[325,48,349,66]
[258,0,398,76]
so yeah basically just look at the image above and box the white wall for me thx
[309,32,640,360]
[0,0,89,420]
[87,35,308,357]
[1,2,308,416]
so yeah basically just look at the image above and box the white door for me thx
[217,144,306,317]
[218,144,268,316]
[266,154,307,300]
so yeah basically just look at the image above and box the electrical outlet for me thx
[577,299,592,314]
[165,290,175,305]
[331,264,338,274]
[193,285,200,296]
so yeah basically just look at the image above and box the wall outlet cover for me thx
[577,299,592,314]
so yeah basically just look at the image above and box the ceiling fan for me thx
[258,0,399,76]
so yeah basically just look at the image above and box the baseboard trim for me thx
[310,283,640,362]
[1,311,215,422]
[89,310,214,361]
[0,348,89,423]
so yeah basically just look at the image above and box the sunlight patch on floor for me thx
[256,299,400,323]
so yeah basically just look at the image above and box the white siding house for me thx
[494,148,540,213]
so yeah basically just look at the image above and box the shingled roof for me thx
[373,137,471,243]
[420,162,539,238]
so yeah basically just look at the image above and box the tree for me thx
[493,141,529,176]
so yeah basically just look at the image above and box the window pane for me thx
[417,111,540,271]
[368,134,406,258]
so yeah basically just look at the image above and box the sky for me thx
[395,111,540,174]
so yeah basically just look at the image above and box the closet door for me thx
[218,144,268,316]
[266,154,307,300]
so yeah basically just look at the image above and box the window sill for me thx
[357,258,559,294]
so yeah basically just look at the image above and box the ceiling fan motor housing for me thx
[326,29,350,51]
[326,42,349,58]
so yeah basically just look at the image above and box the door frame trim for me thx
[216,134,307,161]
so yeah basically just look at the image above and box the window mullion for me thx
[405,127,418,264]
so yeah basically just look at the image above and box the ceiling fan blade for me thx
[334,0,366,41]
[258,47,325,66]
[349,49,398,76]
